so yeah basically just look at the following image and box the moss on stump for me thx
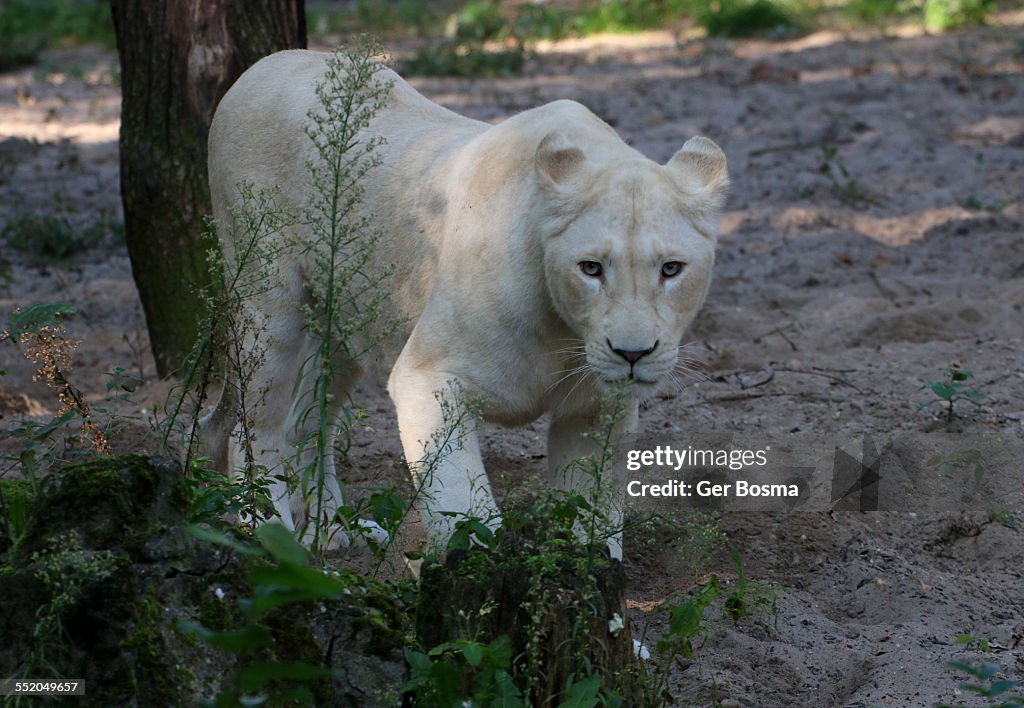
[0,454,406,706]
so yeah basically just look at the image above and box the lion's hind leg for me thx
[280,336,390,550]
[196,381,236,475]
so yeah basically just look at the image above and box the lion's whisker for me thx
[546,362,591,394]
[559,368,594,411]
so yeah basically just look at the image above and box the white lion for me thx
[200,50,728,557]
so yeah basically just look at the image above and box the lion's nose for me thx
[608,339,659,365]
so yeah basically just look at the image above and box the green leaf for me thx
[468,519,495,546]
[656,635,693,658]
[928,382,957,400]
[960,683,990,695]
[730,546,746,586]
[427,641,457,657]
[491,670,524,707]
[988,679,1021,696]
[668,601,702,639]
[213,688,245,707]
[559,675,601,707]
[34,409,77,438]
[460,641,484,667]
[724,594,747,622]
[427,660,463,705]
[246,565,347,615]
[6,302,75,339]
[370,491,407,529]
[404,648,432,676]
[236,661,330,690]
[447,524,471,551]
[176,619,271,656]
[488,635,513,667]
[187,525,265,557]
[255,523,309,566]
[948,661,1000,681]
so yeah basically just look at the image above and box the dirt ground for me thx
[2,19,1023,708]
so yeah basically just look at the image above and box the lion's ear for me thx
[535,132,587,187]
[667,136,729,211]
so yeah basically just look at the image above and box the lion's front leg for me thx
[547,402,638,560]
[389,360,499,552]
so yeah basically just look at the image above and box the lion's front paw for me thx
[355,518,390,546]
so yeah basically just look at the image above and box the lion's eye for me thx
[580,261,603,278]
[661,261,685,279]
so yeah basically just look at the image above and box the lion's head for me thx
[536,130,729,397]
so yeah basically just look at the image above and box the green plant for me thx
[961,195,1007,212]
[404,636,524,706]
[408,492,631,706]
[928,448,985,483]
[819,144,877,205]
[404,41,527,78]
[956,634,992,653]
[0,0,114,71]
[183,457,276,527]
[402,1,528,78]
[290,38,402,551]
[723,545,778,625]
[843,0,917,31]
[919,366,985,423]
[179,524,353,706]
[3,410,74,480]
[937,662,1024,707]
[1,209,117,264]
[406,388,637,706]
[4,532,119,699]
[161,183,291,533]
[571,0,692,34]
[307,0,454,39]
[923,0,993,32]
[637,546,777,705]
[0,479,34,552]
[696,0,804,38]
[629,511,726,583]
[1,302,110,464]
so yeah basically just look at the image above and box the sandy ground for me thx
[2,21,1023,707]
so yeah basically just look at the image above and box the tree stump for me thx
[416,508,641,705]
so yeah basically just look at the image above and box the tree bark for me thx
[110,1,306,376]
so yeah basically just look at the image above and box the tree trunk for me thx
[110,1,306,376]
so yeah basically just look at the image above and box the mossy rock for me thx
[0,454,406,707]
[12,454,188,563]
